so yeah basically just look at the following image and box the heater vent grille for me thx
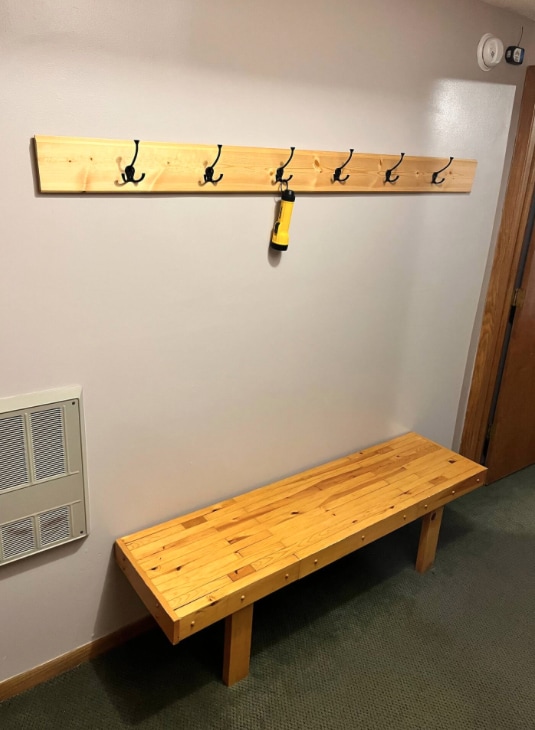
[0,388,88,566]
[39,506,71,545]
[1,517,36,559]
[30,408,66,481]
[0,415,29,491]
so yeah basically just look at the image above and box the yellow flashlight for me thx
[270,189,295,251]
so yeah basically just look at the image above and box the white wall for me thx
[0,0,533,682]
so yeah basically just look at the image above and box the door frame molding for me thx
[461,66,535,462]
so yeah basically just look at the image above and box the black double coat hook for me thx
[431,157,454,185]
[121,140,145,184]
[275,147,295,186]
[333,149,354,183]
[385,153,405,184]
[204,144,224,184]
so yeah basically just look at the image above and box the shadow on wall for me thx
[93,549,150,640]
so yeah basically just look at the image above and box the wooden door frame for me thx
[460,66,535,463]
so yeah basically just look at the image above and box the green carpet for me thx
[1,466,534,729]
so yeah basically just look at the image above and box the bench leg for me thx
[416,506,444,574]
[223,603,254,686]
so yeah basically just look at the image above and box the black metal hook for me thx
[333,149,354,183]
[204,144,224,184]
[121,139,145,184]
[431,156,454,185]
[275,147,295,185]
[385,152,405,184]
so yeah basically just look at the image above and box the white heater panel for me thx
[0,387,88,566]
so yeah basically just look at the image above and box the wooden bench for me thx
[115,432,486,685]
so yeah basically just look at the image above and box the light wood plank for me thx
[123,498,236,549]
[137,530,230,573]
[162,574,233,610]
[232,432,418,510]
[174,559,300,639]
[114,542,176,642]
[223,605,254,686]
[35,136,477,194]
[294,471,483,567]
[416,507,445,573]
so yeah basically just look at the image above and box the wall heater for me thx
[0,386,88,566]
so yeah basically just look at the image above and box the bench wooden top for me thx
[115,432,486,643]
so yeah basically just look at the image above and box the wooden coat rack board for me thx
[34,136,477,194]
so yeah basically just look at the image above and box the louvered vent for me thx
[0,387,88,566]
[39,506,71,545]
[30,407,66,481]
[1,517,36,559]
[0,414,29,491]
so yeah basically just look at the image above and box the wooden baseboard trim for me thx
[0,615,155,703]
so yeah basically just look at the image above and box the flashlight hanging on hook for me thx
[270,186,295,251]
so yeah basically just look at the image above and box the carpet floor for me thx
[1,466,534,729]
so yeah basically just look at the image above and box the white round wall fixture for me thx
[478,33,504,71]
